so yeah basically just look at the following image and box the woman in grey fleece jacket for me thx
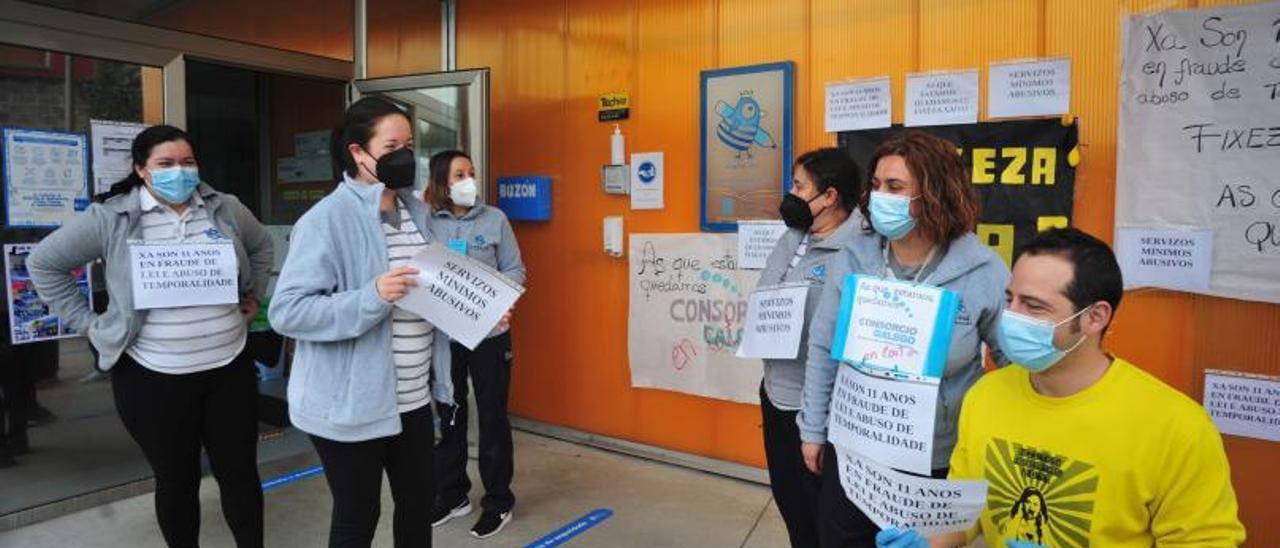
[798,131,1009,547]
[422,149,526,539]
[756,148,864,548]
[27,125,272,547]
[269,97,452,548]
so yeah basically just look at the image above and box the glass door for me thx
[352,69,489,201]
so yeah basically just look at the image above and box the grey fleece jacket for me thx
[269,177,455,442]
[757,215,863,411]
[798,232,1010,470]
[26,183,272,371]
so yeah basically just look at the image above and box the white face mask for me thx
[450,177,477,207]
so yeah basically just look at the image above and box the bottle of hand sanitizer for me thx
[610,124,625,166]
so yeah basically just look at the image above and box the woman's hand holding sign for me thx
[496,306,514,331]
[377,266,420,303]
[802,442,824,474]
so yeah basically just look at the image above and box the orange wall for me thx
[367,0,442,77]
[147,0,353,61]
[147,0,437,74]
[453,0,1279,544]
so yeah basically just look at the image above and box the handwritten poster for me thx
[1116,1,1280,303]
[835,447,988,537]
[5,244,92,344]
[1203,369,1280,443]
[3,128,89,228]
[399,243,525,350]
[628,233,762,404]
[826,78,892,132]
[906,71,979,127]
[988,58,1071,119]
[832,275,959,380]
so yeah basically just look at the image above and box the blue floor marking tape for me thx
[260,465,325,491]
[525,508,613,548]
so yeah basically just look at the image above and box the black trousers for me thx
[112,351,264,548]
[311,404,435,548]
[817,443,948,548]
[0,343,39,452]
[435,331,515,513]
[761,384,822,548]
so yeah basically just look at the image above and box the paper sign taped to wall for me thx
[628,233,763,404]
[905,71,979,127]
[399,243,524,350]
[90,119,146,196]
[826,78,892,132]
[4,128,89,228]
[1203,369,1280,443]
[736,220,787,270]
[835,446,987,537]
[988,58,1071,119]
[1116,228,1213,292]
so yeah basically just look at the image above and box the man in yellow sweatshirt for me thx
[877,228,1245,548]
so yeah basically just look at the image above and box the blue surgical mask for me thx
[869,191,916,240]
[148,166,200,204]
[997,307,1090,373]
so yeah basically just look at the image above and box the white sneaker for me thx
[431,499,472,527]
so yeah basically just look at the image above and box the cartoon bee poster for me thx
[700,62,793,232]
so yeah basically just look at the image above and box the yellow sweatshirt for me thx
[948,357,1245,547]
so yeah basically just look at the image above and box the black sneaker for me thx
[470,510,512,539]
[430,498,471,527]
[0,450,15,469]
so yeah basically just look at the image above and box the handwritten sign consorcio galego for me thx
[627,233,763,404]
[397,243,524,350]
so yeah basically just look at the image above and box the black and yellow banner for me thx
[839,119,1079,267]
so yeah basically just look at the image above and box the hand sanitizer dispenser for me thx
[604,216,624,257]
[603,125,629,195]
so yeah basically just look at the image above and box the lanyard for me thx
[882,242,937,285]
[781,233,811,278]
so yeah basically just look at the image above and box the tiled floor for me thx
[0,430,790,547]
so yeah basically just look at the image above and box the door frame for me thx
[0,0,353,128]
[353,69,491,200]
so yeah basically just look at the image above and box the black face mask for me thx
[364,146,416,189]
[779,192,825,230]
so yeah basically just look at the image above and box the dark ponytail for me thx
[94,125,193,203]
[332,97,411,179]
